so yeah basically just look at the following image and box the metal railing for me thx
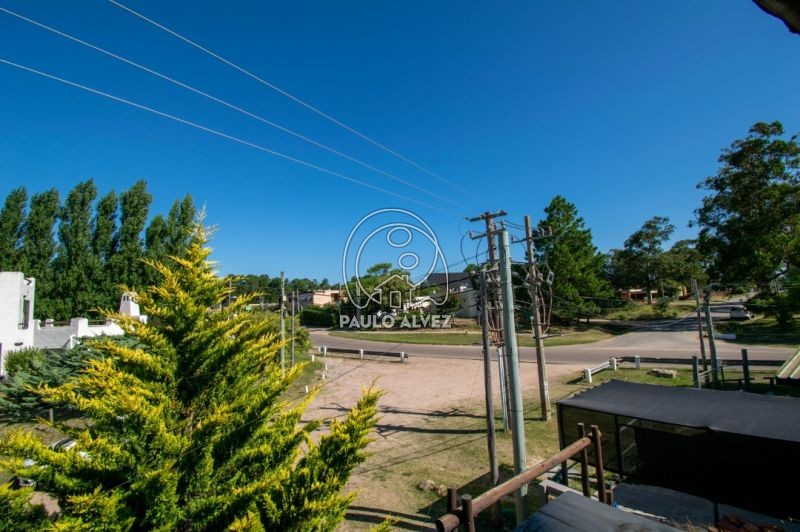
[316,345,407,361]
[583,357,618,383]
[435,423,607,532]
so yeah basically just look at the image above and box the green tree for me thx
[52,180,98,319]
[536,196,612,322]
[695,121,800,284]
[109,180,151,290]
[20,189,60,319]
[0,222,381,530]
[661,239,707,292]
[143,214,169,287]
[608,216,675,303]
[0,187,27,271]
[164,194,196,258]
[91,191,119,310]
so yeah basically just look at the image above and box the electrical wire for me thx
[0,58,461,217]
[107,0,488,207]
[0,7,471,216]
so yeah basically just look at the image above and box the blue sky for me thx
[1,1,799,282]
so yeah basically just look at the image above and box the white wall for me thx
[33,318,124,350]
[0,272,36,377]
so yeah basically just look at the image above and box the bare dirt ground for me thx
[302,355,583,530]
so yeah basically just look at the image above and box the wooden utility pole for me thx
[691,278,708,375]
[524,215,551,420]
[290,289,296,366]
[280,271,286,370]
[497,228,528,525]
[479,270,501,526]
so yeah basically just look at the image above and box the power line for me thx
[107,0,488,207]
[0,6,470,215]
[0,57,460,216]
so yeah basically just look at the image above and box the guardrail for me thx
[316,345,407,362]
[617,355,783,367]
[435,423,607,532]
[583,357,618,383]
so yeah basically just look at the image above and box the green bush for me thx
[3,347,47,378]
[301,304,338,327]
[0,344,101,420]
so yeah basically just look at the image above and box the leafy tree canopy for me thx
[695,121,800,285]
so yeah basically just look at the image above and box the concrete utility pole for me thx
[280,271,286,370]
[479,270,501,526]
[703,288,719,386]
[524,215,551,420]
[497,229,528,525]
[290,289,296,366]
[691,278,709,375]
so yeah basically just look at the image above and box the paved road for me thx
[310,313,796,366]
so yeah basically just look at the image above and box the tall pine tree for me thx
[537,196,611,323]
[0,187,27,271]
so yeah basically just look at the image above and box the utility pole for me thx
[524,215,551,420]
[498,228,528,525]
[469,210,509,429]
[479,270,501,526]
[703,288,719,386]
[280,271,286,370]
[290,289,296,366]
[691,278,708,375]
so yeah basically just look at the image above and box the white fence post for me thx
[610,357,618,371]
[400,351,406,362]
[322,345,327,357]
[359,349,364,360]
[584,368,592,383]
[634,355,641,369]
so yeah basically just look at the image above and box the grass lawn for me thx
[602,301,696,321]
[715,315,800,346]
[330,324,618,348]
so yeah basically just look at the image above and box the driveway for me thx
[310,314,795,366]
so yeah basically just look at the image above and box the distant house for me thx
[422,272,478,318]
[293,289,345,309]
[617,287,659,302]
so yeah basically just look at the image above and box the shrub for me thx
[0,222,381,529]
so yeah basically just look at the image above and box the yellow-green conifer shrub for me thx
[0,223,381,530]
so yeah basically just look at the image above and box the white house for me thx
[1,273,146,377]
[0,272,36,376]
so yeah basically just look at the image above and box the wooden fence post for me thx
[591,425,608,504]
[462,495,475,532]
[446,487,459,514]
[741,348,751,390]
[578,423,590,497]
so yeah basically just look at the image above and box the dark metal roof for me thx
[559,380,800,443]
[524,492,678,531]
